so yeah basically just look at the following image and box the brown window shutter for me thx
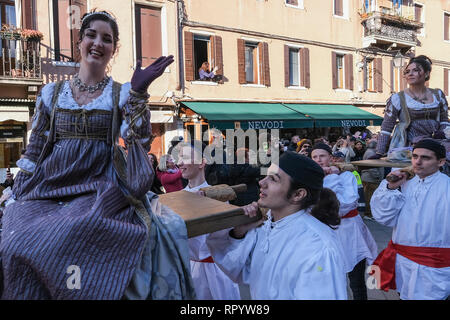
[414,4,422,23]
[287,0,298,5]
[344,54,353,90]
[237,39,246,84]
[184,31,194,81]
[300,48,310,88]
[284,45,290,87]
[375,58,383,92]
[445,14,450,41]
[363,58,368,91]
[332,52,338,89]
[444,68,449,96]
[21,0,35,30]
[136,6,162,68]
[213,36,223,76]
[70,0,87,62]
[263,42,270,87]
[334,0,343,16]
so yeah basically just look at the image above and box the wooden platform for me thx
[159,190,262,238]
[351,159,411,169]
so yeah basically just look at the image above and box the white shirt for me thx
[206,209,348,300]
[324,172,378,272]
[184,181,241,300]
[370,171,450,300]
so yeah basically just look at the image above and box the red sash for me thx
[192,256,214,263]
[342,208,359,219]
[371,240,450,291]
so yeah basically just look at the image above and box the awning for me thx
[181,102,313,130]
[283,104,383,127]
[0,106,29,122]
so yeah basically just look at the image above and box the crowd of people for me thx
[0,10,448,301]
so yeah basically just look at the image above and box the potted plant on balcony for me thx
[0,24,21,40]
[20,29,44,42]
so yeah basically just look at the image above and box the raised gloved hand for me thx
[131,55,174,93]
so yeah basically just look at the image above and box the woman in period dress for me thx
[0,10,195,300]
[373,55,449,158]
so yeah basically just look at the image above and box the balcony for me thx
[0,26,43,85]
[360,10,423,51]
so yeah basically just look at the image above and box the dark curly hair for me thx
[405,55,432,81]
[287,178,340,229]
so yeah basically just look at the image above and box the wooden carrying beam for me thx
[158,184,262,238]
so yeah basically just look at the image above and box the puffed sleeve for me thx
[376,94,401,155]
[370,179,406,227]
[206,228,258,285]
[119,82,152,152]
[437,89,449,131]
[12,83,55,198]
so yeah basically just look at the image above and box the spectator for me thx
[351,139,366,162]
[0,169,14,189]
[296,139,312,155]
[287,135,300,151]
[156,154,184,193]
[332,137,355,163]
[148,153,164,194]
[168,135,184,157]
[228,148,261,206]
[198,62,222,82]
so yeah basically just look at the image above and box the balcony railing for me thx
[0,31,42,81]
[360,10,423,48]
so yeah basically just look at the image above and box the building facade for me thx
[1,0,449,168]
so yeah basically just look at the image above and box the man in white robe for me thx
[370,139,450,300]
[177,141,240,300]
[311,143,377,300]
[207,151,348,299]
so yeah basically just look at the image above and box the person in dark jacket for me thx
[228,148,261,206]
[148,153,163,194]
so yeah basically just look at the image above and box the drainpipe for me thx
[176,0,185,96]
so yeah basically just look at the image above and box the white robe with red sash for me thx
[370,171,450,300]
[324,172,378,272]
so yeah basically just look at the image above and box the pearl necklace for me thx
[73,74,110,93]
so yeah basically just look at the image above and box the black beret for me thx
[413,139,446,159]
[278,151,324,190]
[312,143,333,155]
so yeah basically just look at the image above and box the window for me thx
[414,3,424,36]
[135,5,162,68]
[244,42,258,84]
[285,0,304,9]
[21,0,36,30]
[334,0,344,17]
[366,59,375,91]
[363,0,376,13]
[52,0,87,62]
[0,0,16,60]
[364,57,382,92]
[445,12,450,41]
[393,0,402,15]
[444,68,449,97]
[184,31,223,82]
[237,39,270,86]
[332,52,353,90]
[289,48,299,86]
[284,45,310,88]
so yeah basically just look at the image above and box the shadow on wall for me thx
[40,43,78,83]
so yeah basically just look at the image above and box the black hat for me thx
[413,139,446,159]
[278,151,324,190]
[312,143,332,155]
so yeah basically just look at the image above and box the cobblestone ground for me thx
[238,216,401,300]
